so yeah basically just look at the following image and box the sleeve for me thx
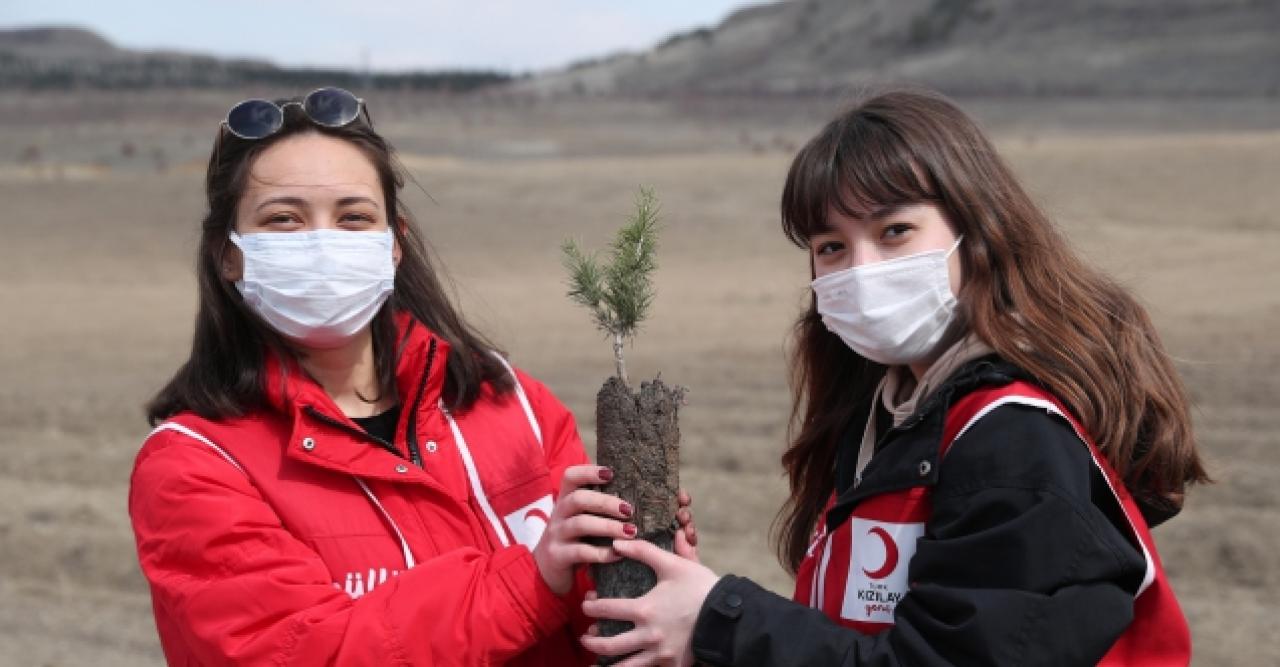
[690,405,1147,667]
[129,432,575,667]
[514,367,591,482]
[513,368,599,644]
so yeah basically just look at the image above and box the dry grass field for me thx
[0,90,1276,665]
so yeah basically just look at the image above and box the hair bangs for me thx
[831,116,936,219]
[781,112,935,247]
[781,123,841,248]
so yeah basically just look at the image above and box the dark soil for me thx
[590,375,684,662]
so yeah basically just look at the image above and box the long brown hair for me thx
[774,89,1209,572]
[147,95,509,425]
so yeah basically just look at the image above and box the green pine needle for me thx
[562,186,662,344]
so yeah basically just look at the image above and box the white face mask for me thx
[229,228,395,348]
[811,237,962,366]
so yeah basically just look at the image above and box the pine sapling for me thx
[561,187,685,661]
[561,186,660,387]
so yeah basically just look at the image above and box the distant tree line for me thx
[0,52,512,91]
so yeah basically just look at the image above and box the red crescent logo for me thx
[862,526,899,580]
[524,507,550,524]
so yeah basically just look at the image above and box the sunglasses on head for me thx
[221,87,370,140]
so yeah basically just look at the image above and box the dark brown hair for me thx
[774,89,1209,572]
[147,97,509,425]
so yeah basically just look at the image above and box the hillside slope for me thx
[521,0,1280,97]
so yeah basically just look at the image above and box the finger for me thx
[560,514,636,541]
[562,488,633,519]
[674,524,700,563]
[582,595,645,623]
[676,508,692,527]
[559,464,613,498]
[677,488,692,507]
[614,650,661,667]
[686,523,698,547]
[561,543,623,565]
[612,538,680,576]
[585,590,599,602]
[580,628,655,658]
[586,623,599,637]
[675,525,692,557]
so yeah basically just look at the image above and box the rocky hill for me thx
[0,26,509,91]
[521,0,1280,97]
[7,2,1277,98]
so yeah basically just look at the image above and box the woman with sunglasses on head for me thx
[581,89,1207,666]
[129,88,694,666]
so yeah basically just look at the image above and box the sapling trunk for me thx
[612,333,627,386]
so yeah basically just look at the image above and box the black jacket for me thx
[691,357,1156,666]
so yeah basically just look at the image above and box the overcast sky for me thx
[2,0,754,72]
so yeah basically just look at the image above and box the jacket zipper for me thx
[404,337,439,468]
[300,336,438,468]
[303,406,402,459]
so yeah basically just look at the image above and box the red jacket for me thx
[130,316,593,666]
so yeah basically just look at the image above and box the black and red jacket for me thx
[692,357,1190,666]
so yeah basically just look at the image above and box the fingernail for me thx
[619,502,633,517]
[624,523,637,537]
[599,467,614,482]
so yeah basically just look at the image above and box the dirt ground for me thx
[0,91,1276,665]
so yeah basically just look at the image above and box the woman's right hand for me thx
[580,539,719,666]
[533,464,636,596]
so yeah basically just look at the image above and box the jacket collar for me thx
[262,311,451,424]
[827,355,1017,527]
[258,312,458,492]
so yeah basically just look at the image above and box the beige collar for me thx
[853,334,995,485]
[882,334,995,427]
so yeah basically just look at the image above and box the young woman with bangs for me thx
[581,89,1207,666]
[128,88,695,665]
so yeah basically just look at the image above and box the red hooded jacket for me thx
[129,316,593,665]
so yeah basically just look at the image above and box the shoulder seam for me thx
[951,395,1070,446]
[144,422,247,475]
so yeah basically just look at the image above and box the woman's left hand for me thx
[580,538,720,667]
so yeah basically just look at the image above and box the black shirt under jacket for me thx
[691,357,1151,667]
